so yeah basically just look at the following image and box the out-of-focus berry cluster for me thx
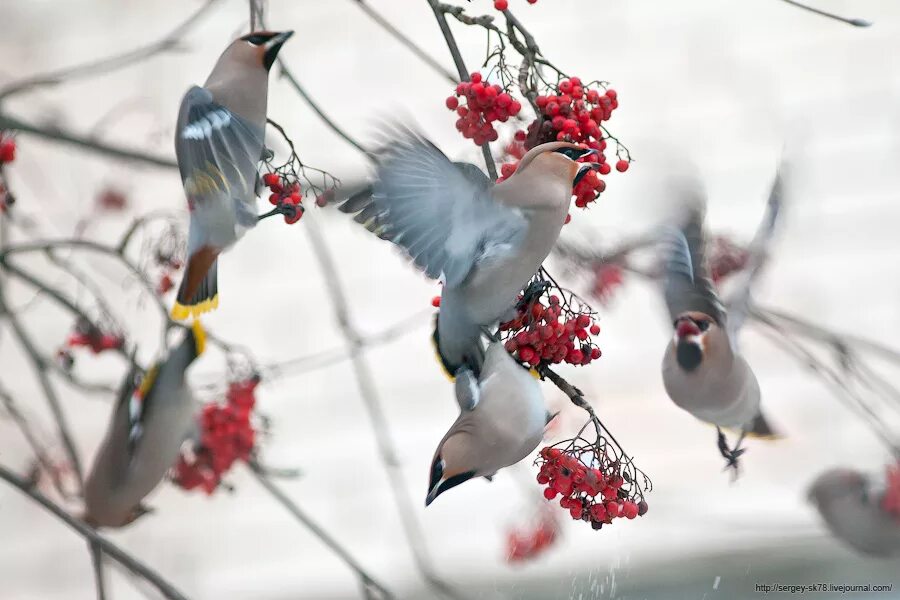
[708,236,751,283]
[0,131,16,213]
[172,377,260,494]
[881,461,900,519]
[505,506,560,563]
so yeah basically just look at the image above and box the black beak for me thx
[573,162,601,186]
[263,30,294,70]
[425,468,476,506]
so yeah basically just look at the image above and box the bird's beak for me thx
[425,464,476,506]
[263,30,294,70]
[573,161,600,186]
[578,148,599,160]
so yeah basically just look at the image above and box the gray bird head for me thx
[425,433,477,506]
[672,311,721,372]
[808,468,868,507]
[515,141,599,186]
[222,30,295,72]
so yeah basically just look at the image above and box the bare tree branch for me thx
[0,0,223,100]
[426,0,498,179]
[247,460,395,600]
[0,463,191,600]
[0,113,177,169]
[776,0,872,27]
[348,0,459,84]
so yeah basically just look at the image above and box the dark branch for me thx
[0,463,191,600]
[0,113,177,170]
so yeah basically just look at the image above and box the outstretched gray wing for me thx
[725,163,786,343]
[663,205,726,325]
[175,86,264,208]
[339,131,526,287]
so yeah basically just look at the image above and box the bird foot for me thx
[257,203,303,222]
[716,427,746,479]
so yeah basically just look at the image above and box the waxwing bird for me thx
[808,468,900,558]
[171,30,294,320]
[660,169,784,471]
[83,321,206,528]
[425,341,547,505]
[339,128,599,378]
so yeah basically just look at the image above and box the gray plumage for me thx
[172,31,292,318]
[808,468,900,558]
[660,167,785,435]
[83,325,204,528]
[426,342,547,505]
[340,129,598,376]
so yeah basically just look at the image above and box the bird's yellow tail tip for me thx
[191,319,207,356]
[171,295,219,321]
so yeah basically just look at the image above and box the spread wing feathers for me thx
[725,163,786,343]
[339,131,526,286]
[663,206,726,325]
[175,86,264,207]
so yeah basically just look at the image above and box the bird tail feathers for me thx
[172,251,219,320]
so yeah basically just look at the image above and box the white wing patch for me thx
[182,109,233,141]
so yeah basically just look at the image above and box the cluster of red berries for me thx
[591,263,625,306]
[708,236,750,283]
[65,318,123,354]
[506,509,559,563]
[499,79,628,208]
[172,378,260,495]
[153,249,182,296]
[536,446,648,530]
[499,281,601,368]
[881,461,900,519]
[446,73,522,147]
[0,133,15,164]
[262,172,304,224]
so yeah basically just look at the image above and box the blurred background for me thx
[1,0,899,598]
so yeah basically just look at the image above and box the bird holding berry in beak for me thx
[660,169,784,471]
[339,127,600,379]
[808,467,900,558]
[171,30,294,320]
[426,341,547,506]
[83,321,206,528]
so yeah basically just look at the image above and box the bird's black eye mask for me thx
[241,33,277,46]
[554,147,592,161]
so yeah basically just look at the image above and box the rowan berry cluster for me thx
[65,318,124,354]
[708,236,750,283]
[0,133,16,164]
[263,172,304,224]
[494,0,538,9]
[498,277,601,368]
[172,377,260,494]
[881,461,900,519]
[591,263,625,306]
[535,442,649,531]
[446,72,522,146]
[505,508,559,563]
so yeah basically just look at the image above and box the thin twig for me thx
[776,0,872,27]
[302,210,464,600]
[0,463,191,600]
[348,0,459,84]
[0,0,223,100]
[0,113,177,170]
[427,0,498,180]
[248,460,394,599]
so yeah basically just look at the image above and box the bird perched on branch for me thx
[660,168,784,471]
[426,341,547,505]
[339,128,600,378]
[171,30,294,320]
[808,468,900,557]
[83,321,206,527]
